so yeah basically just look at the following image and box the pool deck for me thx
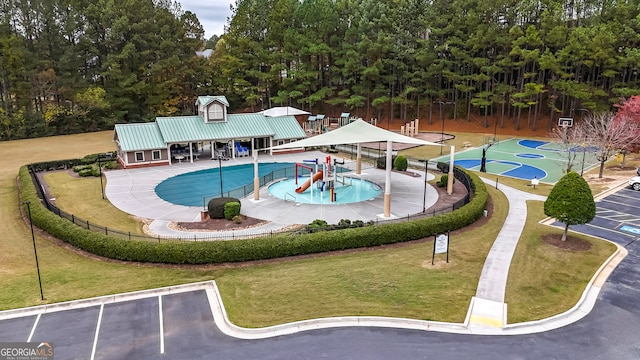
[104,151,438,238]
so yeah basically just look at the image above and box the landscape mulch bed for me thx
[542,234,593,251]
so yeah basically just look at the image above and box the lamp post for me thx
[23,201,44,301]
[419,159,428,212]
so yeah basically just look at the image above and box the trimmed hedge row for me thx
[19,165,487,264]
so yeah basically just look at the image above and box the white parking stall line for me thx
[90,303,104,360]
[27,313,40,342]
[159,295,165,354]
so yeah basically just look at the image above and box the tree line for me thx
[218,0,640,129]
[3,0,640,140]
[0,0,207,139]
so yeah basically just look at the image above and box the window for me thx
[152,150,161,160]
[135,152,144,162]
[277,140,284,146]
[208,103,224,121]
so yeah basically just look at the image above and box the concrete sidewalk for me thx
[467,179,547,329]
[105,151,438,239]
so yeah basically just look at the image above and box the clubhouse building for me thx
[113,96,307,168]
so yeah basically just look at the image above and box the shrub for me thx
[309,219,328,232]
[19,165,486,265]
[224,201,241,220]
[437,174,455,187]
[436,162,450,173]
[103,161,118,170]
[78,165,100,177]
[73,164,93,173]
[393,155,408,171]
[232,215,243,224]
[376,155,397,169]
[208,197,240,219]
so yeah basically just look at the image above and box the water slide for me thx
[295,170,323,193]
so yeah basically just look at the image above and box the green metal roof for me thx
[114,122,166,151]
[268,116,308,140]
[115,112,306,151]
[156,114,275,143]
[197,95,229,107]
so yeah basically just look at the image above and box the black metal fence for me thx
[27,156,473,242]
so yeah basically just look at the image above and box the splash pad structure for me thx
[268,156,382,205]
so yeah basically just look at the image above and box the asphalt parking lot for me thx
[0,289,234,359]
[567,186,640,246]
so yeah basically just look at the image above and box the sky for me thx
[179,0,234,39]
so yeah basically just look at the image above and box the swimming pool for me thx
[155,162,298,206]
[268,177,382,204]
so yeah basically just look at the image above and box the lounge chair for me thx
[235,143,248,157]
[215,149,229,161]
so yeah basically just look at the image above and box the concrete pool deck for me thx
[104,151,438,239]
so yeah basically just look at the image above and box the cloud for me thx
[179,0,233,38]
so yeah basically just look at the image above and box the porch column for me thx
[189,142,194,163]
[356,143,362,174]
[231,140,236,159]
[253,151,260,200]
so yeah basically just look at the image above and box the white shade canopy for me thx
[261,106,310,117]
[270,119,442,149]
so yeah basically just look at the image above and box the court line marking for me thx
[90,303,104,360]
[27,313,40,342]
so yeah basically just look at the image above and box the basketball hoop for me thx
[558,117,573,129]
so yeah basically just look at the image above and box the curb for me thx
[207,239,624,338]
[206,282,471,339]
[0,281,215,321]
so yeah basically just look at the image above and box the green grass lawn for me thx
[506,202,618,322]
[0,131,618,328]
[43,171,147,236]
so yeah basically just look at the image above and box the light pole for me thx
[23,201,44,301]
[419,159,428,212]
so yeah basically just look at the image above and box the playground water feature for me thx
[266,157,382,204]
[268,177,382,204]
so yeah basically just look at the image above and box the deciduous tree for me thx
[544,172,595,241]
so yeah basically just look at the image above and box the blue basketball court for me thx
[435,138,601,183]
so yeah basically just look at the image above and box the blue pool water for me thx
[268,177,382,204]
[155,162,298,206]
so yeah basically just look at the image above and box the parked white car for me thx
[630,176,640,191]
